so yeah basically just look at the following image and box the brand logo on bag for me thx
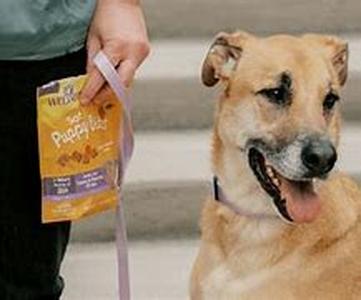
[47,84,77,107]
[37,81,60,97]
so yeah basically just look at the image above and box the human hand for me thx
[80,0,150,104]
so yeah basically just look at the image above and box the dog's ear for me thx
[303,34,349,86]
[201,31,251,87]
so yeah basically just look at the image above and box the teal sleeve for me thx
[0,0,97,60]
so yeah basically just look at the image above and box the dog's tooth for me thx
[273,177,281,187]
[266,166,274,177]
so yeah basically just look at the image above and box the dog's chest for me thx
[202,249,303,300]
[202,264,284,300]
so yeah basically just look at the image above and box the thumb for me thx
[86,37,101,73]
[80,67,105,105]
[80,37,103,105]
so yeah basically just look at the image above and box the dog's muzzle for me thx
[245,134,337,223]
[248,134,337,181]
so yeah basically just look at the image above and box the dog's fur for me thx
[190,32,361,299]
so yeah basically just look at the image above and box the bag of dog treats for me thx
[37,75,123,223]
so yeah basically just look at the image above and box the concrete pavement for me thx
[62,240,198,300]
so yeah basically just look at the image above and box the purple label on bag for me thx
[43,163,118,201]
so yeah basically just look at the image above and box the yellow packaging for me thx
[37,75,122,223]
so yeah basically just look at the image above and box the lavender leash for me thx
[94,51,134,300]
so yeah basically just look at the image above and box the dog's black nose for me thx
[301,139,337,177]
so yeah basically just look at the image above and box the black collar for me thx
[213,176,221,201]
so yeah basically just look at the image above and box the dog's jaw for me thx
[212,136,287,240]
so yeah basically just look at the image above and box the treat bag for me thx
[37,75,123,223]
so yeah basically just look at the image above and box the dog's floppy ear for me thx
[303,34,349,86]
[201,31,251,87]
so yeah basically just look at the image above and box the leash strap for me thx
[94,51,133,300]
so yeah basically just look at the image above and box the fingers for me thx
[80,67,105,105]
[117,41,150,87]
[86,37,101,73]
[80,37,103,105]
[117,59,137,87]
[82,58,135,105]
[80,39,150,105]
[81,43,124,105]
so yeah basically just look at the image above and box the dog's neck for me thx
[211,136,309,275]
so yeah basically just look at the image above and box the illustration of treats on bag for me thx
[37,75,124,223]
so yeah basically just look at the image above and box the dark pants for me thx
[0,49,86,299]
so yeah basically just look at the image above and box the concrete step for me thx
[63,240,198,300]
[143,0,361,39]
[131,37,361,131]
[71,130,211,242]
[71,125,361,242]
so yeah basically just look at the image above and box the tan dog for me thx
[190,31,361,300]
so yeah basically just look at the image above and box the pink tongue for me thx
[280,178,321,223]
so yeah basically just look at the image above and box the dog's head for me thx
[203,31,348,224]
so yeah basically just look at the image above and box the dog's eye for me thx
[258,87,289,105]
[323,92,340,111]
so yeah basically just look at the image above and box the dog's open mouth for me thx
[248,148,321,223]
